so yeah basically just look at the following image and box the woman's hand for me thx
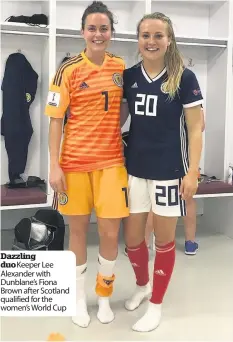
[179,171,198,200]
[49,164,67,193]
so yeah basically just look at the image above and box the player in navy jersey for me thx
[120,12,203,332]
[123,103,205,256]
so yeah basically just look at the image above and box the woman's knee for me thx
[154,215,177,246]
[68,215,90,236]
[98,218,121,241]
[123,213,148,247]
[155,236,175,247]
[99,229,119,241]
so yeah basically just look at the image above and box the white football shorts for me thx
[128,175,186,217]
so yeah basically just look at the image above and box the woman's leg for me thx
[96,217,122,323]
[94,166,129,323]
[132,214,177,332]
[123,213,152,310]
[55,172,93,328]
[123,176,152,310]
[68,215,90,327]
[183,198,198,254]
[132,178,185,332]
[145,209,153,247]
[124,209,153,256]
[68,215,90,265]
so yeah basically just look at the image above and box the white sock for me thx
[132,301,162,332]
[97,297,114,324]
[72,264,90,328]
[98,254,116,276]
[125,282,152,311]
[97,254,116,324]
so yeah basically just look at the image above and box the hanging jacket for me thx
[1,52,38,182]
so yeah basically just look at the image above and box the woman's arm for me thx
[185,105,203,177]
[201,107,205,132]
[49,118,64,167]
[48,118,67,192]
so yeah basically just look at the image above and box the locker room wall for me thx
[1,0,233,234]
[56,1,145,32]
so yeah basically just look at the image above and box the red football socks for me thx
[150,241,176,304]
[127,240,149,286]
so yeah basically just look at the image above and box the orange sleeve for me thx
[120,58,126,73]
[123,60,126,71]
[44,67,70,119]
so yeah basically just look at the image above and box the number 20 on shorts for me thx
[156,185,179,206]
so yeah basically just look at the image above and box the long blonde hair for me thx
[137,12,184,100]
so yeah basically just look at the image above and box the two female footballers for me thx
[45,1,128,328]
[45,0,203,332]
[121,12,203,332]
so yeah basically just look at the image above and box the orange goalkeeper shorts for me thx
[53,166,129,218]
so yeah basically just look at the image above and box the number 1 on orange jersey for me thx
[102,91,108,111]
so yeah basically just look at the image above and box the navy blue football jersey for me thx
[123,62,203,180]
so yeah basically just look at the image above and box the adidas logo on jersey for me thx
[131,82,138,88]
[80,82,89,89]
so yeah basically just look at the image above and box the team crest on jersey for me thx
[26,93,31,102]
[160,82,169,94]
[59,193,68,205]
[112,73,123,87]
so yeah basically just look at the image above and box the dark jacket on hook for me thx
[1,53,38,182]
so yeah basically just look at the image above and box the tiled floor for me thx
[1,225,233,341]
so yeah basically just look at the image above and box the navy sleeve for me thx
[179,69,203,108]
[123,70,128,102]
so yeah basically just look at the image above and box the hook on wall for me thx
[17,49,22,53]
[66,52,70,57]
[187,57,195,67]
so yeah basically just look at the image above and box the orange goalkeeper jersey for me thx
[45,51,125,172]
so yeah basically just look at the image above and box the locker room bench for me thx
[194,180,233,198]
[0,185,47,207]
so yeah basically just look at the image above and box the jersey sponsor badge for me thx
[112,73,123,87]
[47,91,60,107]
